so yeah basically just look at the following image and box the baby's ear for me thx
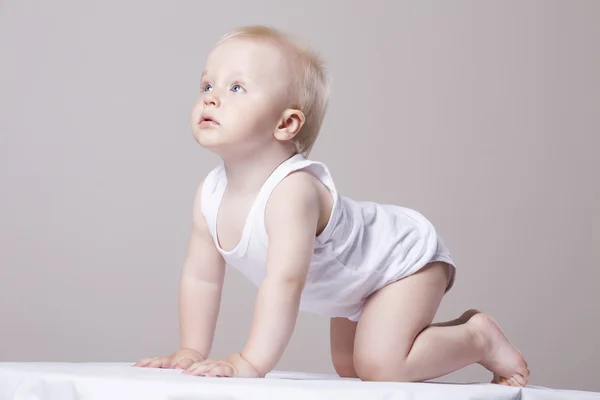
[274,108,305,142]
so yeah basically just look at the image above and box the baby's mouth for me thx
[199,116,220,127]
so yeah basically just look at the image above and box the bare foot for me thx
[468,313,530,387]
[458,309,481,324]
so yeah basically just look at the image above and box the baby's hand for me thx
[183,353,262,378]
[133,348,205,370]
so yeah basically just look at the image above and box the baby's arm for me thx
[180,171,322,378]
[240,171,322,376]
[178,180,227,357]
[135,180,226,369]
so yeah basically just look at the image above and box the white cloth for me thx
[201,154,456,321]
[1,363,599,400]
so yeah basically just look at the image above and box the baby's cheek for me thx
[237,110,269,131]
[190,106,202,123]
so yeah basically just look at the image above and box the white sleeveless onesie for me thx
[200,154,456,321]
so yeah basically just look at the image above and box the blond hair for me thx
[215,25,329,156]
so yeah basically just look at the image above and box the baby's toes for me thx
[512,373,527,387]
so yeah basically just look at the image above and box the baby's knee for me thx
[334,362,358,378]
[331,352,358,378]
[354,354,412,382]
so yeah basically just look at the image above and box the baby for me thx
[134,25,530,386]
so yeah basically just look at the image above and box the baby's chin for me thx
[192,127,218,146]
[192,128,232,153]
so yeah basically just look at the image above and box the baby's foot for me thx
[431,309,482,327]
[469,313,530,387]
[458,309,481,324]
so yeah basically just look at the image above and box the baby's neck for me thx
[222,148,297,195]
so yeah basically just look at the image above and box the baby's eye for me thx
[201,83,213,92]
[231,84,245,93]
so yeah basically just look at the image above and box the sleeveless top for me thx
[200,154,440,321]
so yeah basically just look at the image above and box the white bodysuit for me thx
[200,154,456,321]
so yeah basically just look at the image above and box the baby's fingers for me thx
[173,357,195,370]
[184,361,217,376]
[134,357,163,368]
[205,364,234,377]
[147,357,172,368]
[133,358,153,367]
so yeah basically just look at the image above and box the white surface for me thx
[0,363,598,400]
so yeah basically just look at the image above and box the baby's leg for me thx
[330,317,359,378]
[331,309,482,379]
[353,262,529,386]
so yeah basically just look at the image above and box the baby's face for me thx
[191,38,293,156]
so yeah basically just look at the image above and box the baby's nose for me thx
[204,93,220,107]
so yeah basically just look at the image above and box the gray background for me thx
[1,0,599,392]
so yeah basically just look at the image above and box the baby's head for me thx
[191,26,329,158]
